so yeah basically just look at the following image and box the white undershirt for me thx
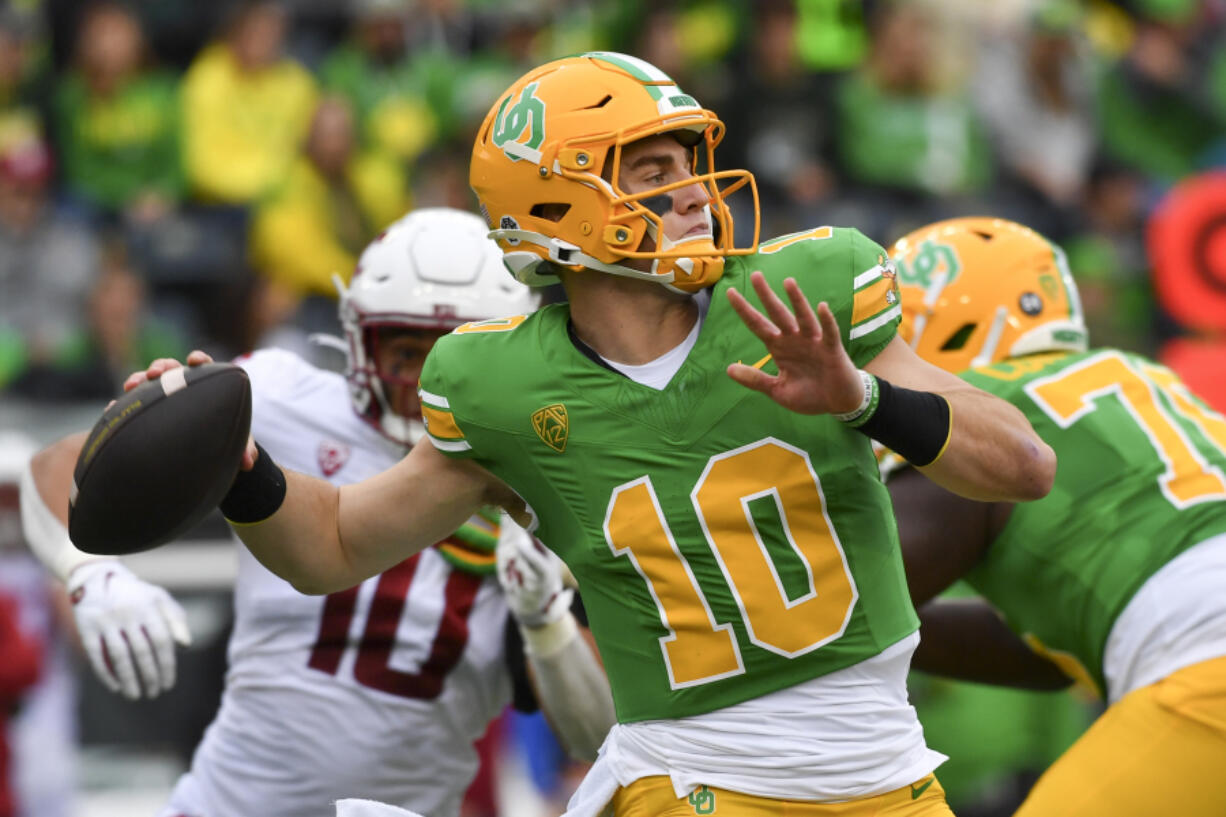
[1103,532,1226,702]
[563,633,943,816]
[599,290,711,389]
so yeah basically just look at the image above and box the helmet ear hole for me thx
[530,203,571,222]
[940,323,977,352]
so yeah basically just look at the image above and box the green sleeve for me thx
[418,335,480,459]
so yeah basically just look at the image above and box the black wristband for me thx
[855,377,952,467]
[219,441,287,524]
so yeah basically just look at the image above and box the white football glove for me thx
[495,515,572,630]
[67,560,191,700]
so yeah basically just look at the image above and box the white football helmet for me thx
[336,207,540,446]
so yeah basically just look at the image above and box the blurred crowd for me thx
[1,0,1225,403]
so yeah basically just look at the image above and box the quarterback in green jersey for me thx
[886,216,1226,817]
[133,54,1056,817]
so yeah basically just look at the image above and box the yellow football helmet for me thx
[890,217,1089,372]
[470,51,760,293]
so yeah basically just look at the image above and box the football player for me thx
[135,54,1057,816]
[21,208,615,817]
[885,217,1226,817]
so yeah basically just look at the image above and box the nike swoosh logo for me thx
[911,778,934,800]
[736,354,774,369]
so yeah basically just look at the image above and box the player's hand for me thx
[67,559,192,699]
[495,515,572,630]
[121,349,214,392]
[726,271,863,415]
[119,351,257,469]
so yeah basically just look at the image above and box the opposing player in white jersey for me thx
[20,208,615,817]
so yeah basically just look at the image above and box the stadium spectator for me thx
[8,241,186,402]
[320,0,444,169]
[0,8,49,157]
[1061,161,1156,355]
[0,138,98,390]
[971,0,1097,241]
[249,96,408,301]
[832,1,993,238]
[719,0,838,240]
[53,3,183,223]
[180,0,317,205]
[1096,0,1226,183]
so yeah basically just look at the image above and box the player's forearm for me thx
[236,442,491,595]
[919,386,1055,502]
[231,469,361,595]
[523,618,616,761]
[913,599,1072,691]
[22,432,108,582]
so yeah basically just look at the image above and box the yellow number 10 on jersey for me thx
[604,438,859,689]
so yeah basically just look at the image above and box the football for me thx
[69,362,252,555]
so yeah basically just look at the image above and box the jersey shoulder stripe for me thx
[420,382,471,451]
[850,261,902,339]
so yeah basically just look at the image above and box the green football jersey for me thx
[419,227,918,722]
[959,349,1226,696]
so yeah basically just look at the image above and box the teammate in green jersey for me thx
[131,54,1055,816]
[885,216,1226,817]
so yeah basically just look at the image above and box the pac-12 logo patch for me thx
[531,404,568,453]
[317,440,350,477]
[491,82,545,162]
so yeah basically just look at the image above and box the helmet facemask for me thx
[350,323,446,447]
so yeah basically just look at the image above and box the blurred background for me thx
[1,0,1225,815]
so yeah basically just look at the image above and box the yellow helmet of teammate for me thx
[889,217,1089,373]
[469,51,760,294]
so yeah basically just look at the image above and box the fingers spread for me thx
[816,302,842,349]
[727,286,780,342]
[784,279,821,339]
[727,363,774,394]
[750,271,799,334]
